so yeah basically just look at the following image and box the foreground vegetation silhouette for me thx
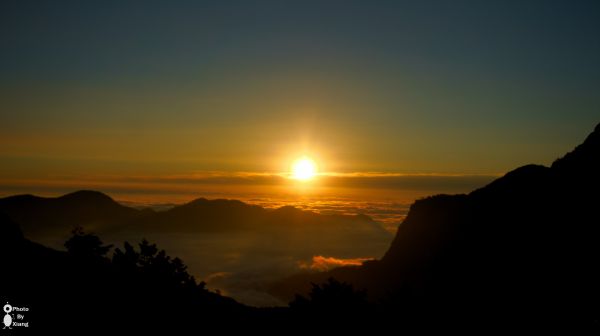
[1,221,250,331]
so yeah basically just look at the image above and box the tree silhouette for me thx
[64,226,113,260]
[290,277,369,315]
[114,239,199,288]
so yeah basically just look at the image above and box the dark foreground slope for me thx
[0,213,262,333]
[273,123,600,330]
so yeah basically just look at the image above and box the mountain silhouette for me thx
[136,198,267,232]
[0,190,140,238]
[120,197,389,237]
[0,191,391,251]
[271,123,600,330]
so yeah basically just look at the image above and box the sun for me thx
[291,156,317,181]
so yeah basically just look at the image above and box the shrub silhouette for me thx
[64,226,113,260]
[53,229,244,331]
[290,277,369,315]
[112,239,204,290]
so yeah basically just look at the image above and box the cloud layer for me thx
[298,255,374,272]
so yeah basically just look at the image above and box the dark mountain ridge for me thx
[0,190,139,237]
[0,191,389,240]
[272,123,600,329]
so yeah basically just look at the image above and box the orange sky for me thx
[2,1,598,210]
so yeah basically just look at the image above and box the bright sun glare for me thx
[291,157,317,181]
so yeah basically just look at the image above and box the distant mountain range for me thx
[271,123,600,328]
[0,190,139,237]
[0,190,391,245]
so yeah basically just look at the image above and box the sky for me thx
[1,0,599,204]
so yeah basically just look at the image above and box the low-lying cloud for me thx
[298,255,374,272]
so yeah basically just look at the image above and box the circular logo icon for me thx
[3,304,11,313]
